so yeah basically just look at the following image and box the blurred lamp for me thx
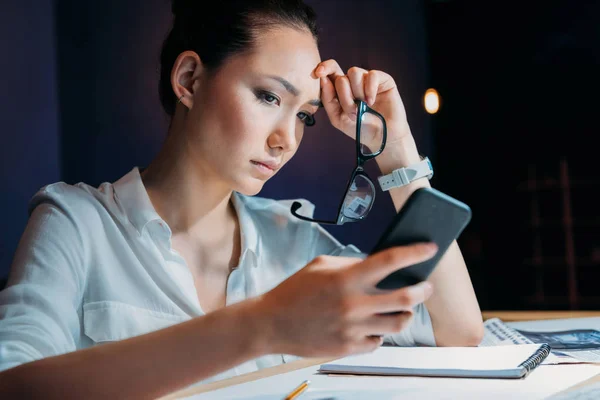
[424,88,441,114]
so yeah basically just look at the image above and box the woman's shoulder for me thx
[28,178,119,224]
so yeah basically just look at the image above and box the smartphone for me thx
[372,187,472,290]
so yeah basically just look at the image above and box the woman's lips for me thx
[251,160,276,175]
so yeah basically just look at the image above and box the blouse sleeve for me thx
[0,188,87,372]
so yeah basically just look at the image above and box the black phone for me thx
[372,187,472,290]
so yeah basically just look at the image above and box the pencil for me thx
[284,379,310,400]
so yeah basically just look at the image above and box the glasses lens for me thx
[359,110,385,156]
[342,174,375,220]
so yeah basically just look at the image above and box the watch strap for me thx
[378,156,433,191]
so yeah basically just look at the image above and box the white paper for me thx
[545,381,600,399]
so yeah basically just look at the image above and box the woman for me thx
[0,0,483,398]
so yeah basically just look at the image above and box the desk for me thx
[481,311,600,322]
[160,311,600,399]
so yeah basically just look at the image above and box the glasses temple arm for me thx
[290,201,339,225]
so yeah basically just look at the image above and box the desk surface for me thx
[160,311,600,399]
[481,310,600,322]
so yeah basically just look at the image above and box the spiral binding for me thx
[519,343,552,372]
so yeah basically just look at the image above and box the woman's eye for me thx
[256,90,280,106]
[263,93,277,104]
[255,90,315,126]
[297,112,316,126]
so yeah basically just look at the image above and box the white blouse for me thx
[0,167,435,384]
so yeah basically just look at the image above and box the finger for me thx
[364,70,396,106]
[320,75,342,118]
[317,60,344,100]
[334,75,358,118]
[351,243,438,284]
[363,70,380,106]
[309,255,364,279]
[358,311,414,336]
[312,254,364,268]
[347,67,368,103]
[365,281,434,314]
[351,335,384,355]
[315,59,344,79]
[316,60,345,118]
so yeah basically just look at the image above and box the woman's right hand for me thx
[255,243,438,358]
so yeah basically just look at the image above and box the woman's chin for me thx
[233,180,265,196]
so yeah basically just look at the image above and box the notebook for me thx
[318,343,551,379]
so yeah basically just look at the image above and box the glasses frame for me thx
[291,100,387,225]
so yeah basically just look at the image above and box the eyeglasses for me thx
[291,100,387,225]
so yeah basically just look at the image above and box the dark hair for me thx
[159,0,319,116]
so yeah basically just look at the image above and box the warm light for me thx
[424,88,441,114]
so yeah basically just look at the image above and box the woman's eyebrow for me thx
[265,75,323,107]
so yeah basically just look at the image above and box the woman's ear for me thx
[171,50,203,110]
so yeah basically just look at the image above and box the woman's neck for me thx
[141,125,235,238]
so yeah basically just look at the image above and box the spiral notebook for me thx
[319,343,551,379]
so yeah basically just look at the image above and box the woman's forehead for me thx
[241,28,321,94]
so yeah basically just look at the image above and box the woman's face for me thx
[184,26,322,196]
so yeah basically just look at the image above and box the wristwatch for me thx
[377,156,433,191]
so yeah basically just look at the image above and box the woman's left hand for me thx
[314,59,412,149]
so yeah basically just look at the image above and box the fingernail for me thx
[317,66,325,74]
[320,76,328,86]
[365,96,372,105]
[423,242,438,254]
[408,281,432,301]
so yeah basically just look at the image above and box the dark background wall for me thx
[426,0,600,310]
[0,0,61,279]
[2,0,598,311]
